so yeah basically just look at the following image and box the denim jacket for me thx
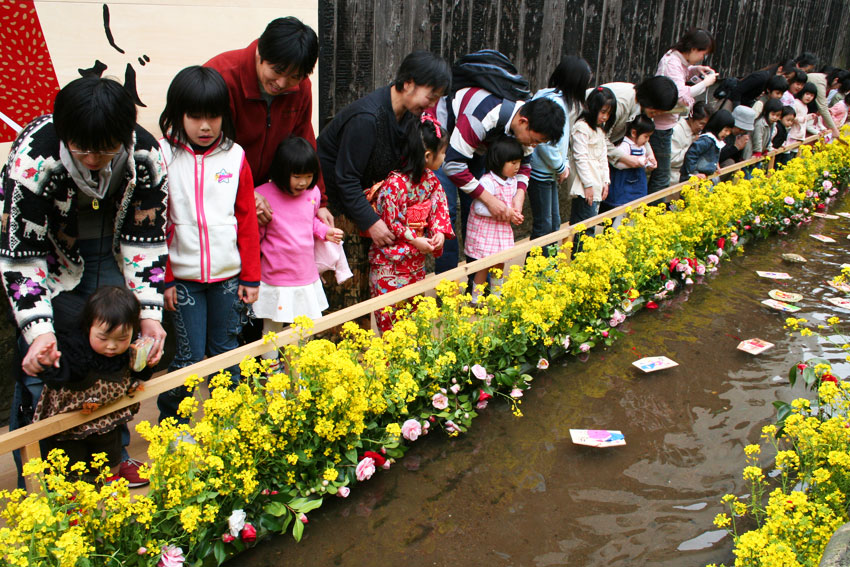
[680,133,724,181]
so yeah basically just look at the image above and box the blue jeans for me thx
[528,176,562,255]
[158,277,246,423]
[434,159,484,274]
[569,197,600,255]
[647,128,673,194]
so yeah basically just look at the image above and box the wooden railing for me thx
[0,134,825,491]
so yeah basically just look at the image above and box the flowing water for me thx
[238,208,850,567]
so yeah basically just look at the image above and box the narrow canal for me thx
[237,204,850,567]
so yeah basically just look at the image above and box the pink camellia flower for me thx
[754,215,761,225]
[356,457,376,481]
[462,365,469,372]
[444,420,460,433]
[824,170,830,177]
[138,547,148,555]
[716,248,724,257]
[806,190,814,198]
[240,524,257,544]
[579,342,591,353]
[824,180,833,190]
[221,534,235,543]
[432,392,449,410]
[299,513,309,524]
[450,383,461,394]
[601,330,609,338]
[654,291,668,301]
[730,234,739,246]
[707,254,719,265]
[696,264,706,276]
[608,316,619,327]
[784,196,795,205]
[563,335,571,349]
[537,358,549,370]
[676,262,687,272]
[401,418,422,441]
[685,278,694,285]
[382,459,392,470]
[471,364,487,380]
[783,217,791,225]
[158,545,185,567]
[510,388,523,398]
[803,208,810,214]
[337,486,351,498]
[476,400,489,410]
[744,225,751,230]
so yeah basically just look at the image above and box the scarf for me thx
[59,142,129,200]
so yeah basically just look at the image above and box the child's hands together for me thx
[428,232,445,251]
[510,208,524,225]
[411,237,435,254]
[325,227,344,244]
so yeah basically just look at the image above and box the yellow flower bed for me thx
[3,139,850,566]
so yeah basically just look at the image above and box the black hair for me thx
[844,92,850,106]
[765,75,789,94]
[787,68,808,86]
[780,105,796,118]
[81,286,141,337]
[761,98,784,119]
[689,101,709,120]
[839,76,850,94]
[159,66,235,149]
[775,59,796,74]
[825,67,843,86]
[268,137,320,195]
[795,52,819,70]
[548,55,593,114]
[485,135,524,178]
[401,116,449,184]
[703,109,735,137]
[579,87,617,133]
[53,77,136,151]
[257,17,319,77]
[672,28,715,54]
[627,114,655,138]
[796,82,817,100]
[635,76,678,112]
[518,97,566,142]
[393,50,451,93]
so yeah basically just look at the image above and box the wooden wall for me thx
[318,0,850,126]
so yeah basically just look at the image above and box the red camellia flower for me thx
[646,301,659,309]
[363,450,387,467]
[240,523,257,544]
[817,203,826,210]
[478,391,493,402]
[222,534,235,543]
[821,374,839,385]
[797,363,807,372]
[669,258,679,273]
[717,237,726,249]
[687,257,697,269]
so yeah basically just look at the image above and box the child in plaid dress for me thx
[464,136,525,303]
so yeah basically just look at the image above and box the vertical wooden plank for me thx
[21,442,41,493]
[317,0,336,128]
[521,0,546,90]
[373,0,404,86]
[497,0,522,64]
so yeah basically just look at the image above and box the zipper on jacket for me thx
[194,153,210,281]
[257,102,272,181]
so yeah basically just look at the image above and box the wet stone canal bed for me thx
[236,205,850,567]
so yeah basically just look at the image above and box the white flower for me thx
[562,336,571,349]
[432,392,449,410]
[537,358,549,370]
[228,510,247,537]
[510,388,523,398]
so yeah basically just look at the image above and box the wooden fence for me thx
[317,0,850,126]
[0,134,826,492]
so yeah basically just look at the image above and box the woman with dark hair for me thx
[652,27,719,194]
[0,76,168,487]
[528,55,593,249]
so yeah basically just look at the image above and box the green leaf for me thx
[292,516,305,541]
[297,498,324,514]
[345,448,358,464]
[788,365,798,387]
[213,541,227,566]
[260,514,284,532]
[264,501,288,517]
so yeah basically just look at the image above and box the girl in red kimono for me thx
[368,115,454,332]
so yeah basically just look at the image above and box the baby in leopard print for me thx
[33,286,152,477]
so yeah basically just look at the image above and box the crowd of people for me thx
[1,17,848,486]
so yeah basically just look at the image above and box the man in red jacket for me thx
[207,17,332,226]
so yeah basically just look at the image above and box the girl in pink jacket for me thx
[253,138,343,338]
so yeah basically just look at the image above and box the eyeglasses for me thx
[70,149,122,158]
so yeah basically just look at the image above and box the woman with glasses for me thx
[0,76,168,488]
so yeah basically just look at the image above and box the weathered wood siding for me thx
[318,0,850,126]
